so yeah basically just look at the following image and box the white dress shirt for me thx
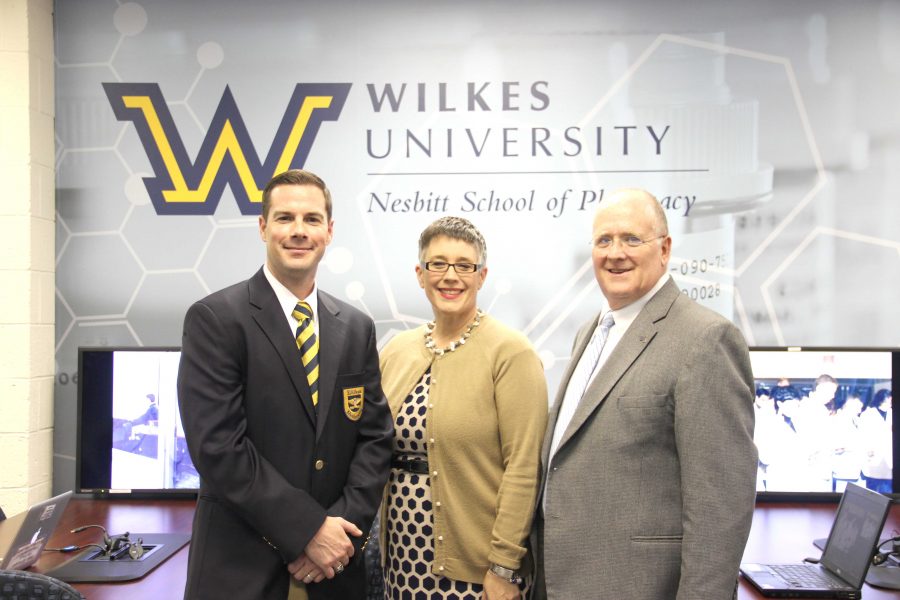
[263,264,320,338]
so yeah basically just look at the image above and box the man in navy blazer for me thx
[178,169,393,599]
[533,188,757,599]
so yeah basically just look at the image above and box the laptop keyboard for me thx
[769,564,847,589]
[0,570,82,600]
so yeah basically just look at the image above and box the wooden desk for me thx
[34,498,195,599]
[17,498,900,599]
[739,501,900,599]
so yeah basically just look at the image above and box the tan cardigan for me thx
[379,314,548,583]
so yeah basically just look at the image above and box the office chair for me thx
[0,569,84,600]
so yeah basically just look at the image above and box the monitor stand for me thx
[813,537,900,590]
[866,565,900,590]
[45,532,190,583]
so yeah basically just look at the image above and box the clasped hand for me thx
[287,516,362,584]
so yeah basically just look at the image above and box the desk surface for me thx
[13,498,900,599]
[740,501,900,599]
[34,498,195,599]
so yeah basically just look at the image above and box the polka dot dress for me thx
[383,370,483,599]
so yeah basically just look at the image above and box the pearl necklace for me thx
[424,310,483,356]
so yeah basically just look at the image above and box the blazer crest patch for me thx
[343,386,364,421]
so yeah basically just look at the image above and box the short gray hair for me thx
[418,216,487,264]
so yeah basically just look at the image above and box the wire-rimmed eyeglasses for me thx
[421,261,483,274]
[592,234,667,250]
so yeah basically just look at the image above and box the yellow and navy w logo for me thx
[103,83,351,215]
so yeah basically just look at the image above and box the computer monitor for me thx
[77,347,197,498]
[750,347,898,499]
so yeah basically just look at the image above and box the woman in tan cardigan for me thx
[379,216,548,600]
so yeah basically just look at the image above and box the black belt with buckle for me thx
[391,456,430,475]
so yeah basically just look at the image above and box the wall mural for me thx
[53,0,900,492]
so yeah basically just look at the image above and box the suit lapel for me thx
[248,269,317,425]
[552,279,681,455]
[314,291,345,442]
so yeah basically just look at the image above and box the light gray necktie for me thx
[570,311,615,401]
[545,311,617,473]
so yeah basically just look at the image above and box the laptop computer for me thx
[0,490,72,571]
[740,483,892,599]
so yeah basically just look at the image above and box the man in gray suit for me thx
[533,188,757,599]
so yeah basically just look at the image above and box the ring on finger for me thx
[335,562,345,574]
[303,573,312,581]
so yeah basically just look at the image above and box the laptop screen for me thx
[820,483,891,587]
[0,491,72,570]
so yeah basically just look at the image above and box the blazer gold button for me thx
[315,459,325,470]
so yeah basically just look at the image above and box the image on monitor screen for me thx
[110,350,197,490]
[750,348,895,497]
[78,347,198,496]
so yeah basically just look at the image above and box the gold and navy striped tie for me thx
[291,301,319,406]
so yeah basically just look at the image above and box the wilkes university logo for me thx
[103,83,351,215]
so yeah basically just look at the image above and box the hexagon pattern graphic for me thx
[53,2,900,493]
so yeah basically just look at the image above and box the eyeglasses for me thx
[592,234,667,250]
[421,261,482,274]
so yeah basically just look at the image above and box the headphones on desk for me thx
[46,524,145,560]
[872,535,900,567]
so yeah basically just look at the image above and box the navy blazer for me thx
[178,268,393,599]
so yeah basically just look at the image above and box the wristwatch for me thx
[488,563,523,584]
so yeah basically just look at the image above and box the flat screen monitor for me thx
[77,347,198,498]
[750,347,898,499]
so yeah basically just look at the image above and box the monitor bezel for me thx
[76,346,197,499]
[750,346,899,502]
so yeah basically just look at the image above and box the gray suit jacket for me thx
[534,279,757,600]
